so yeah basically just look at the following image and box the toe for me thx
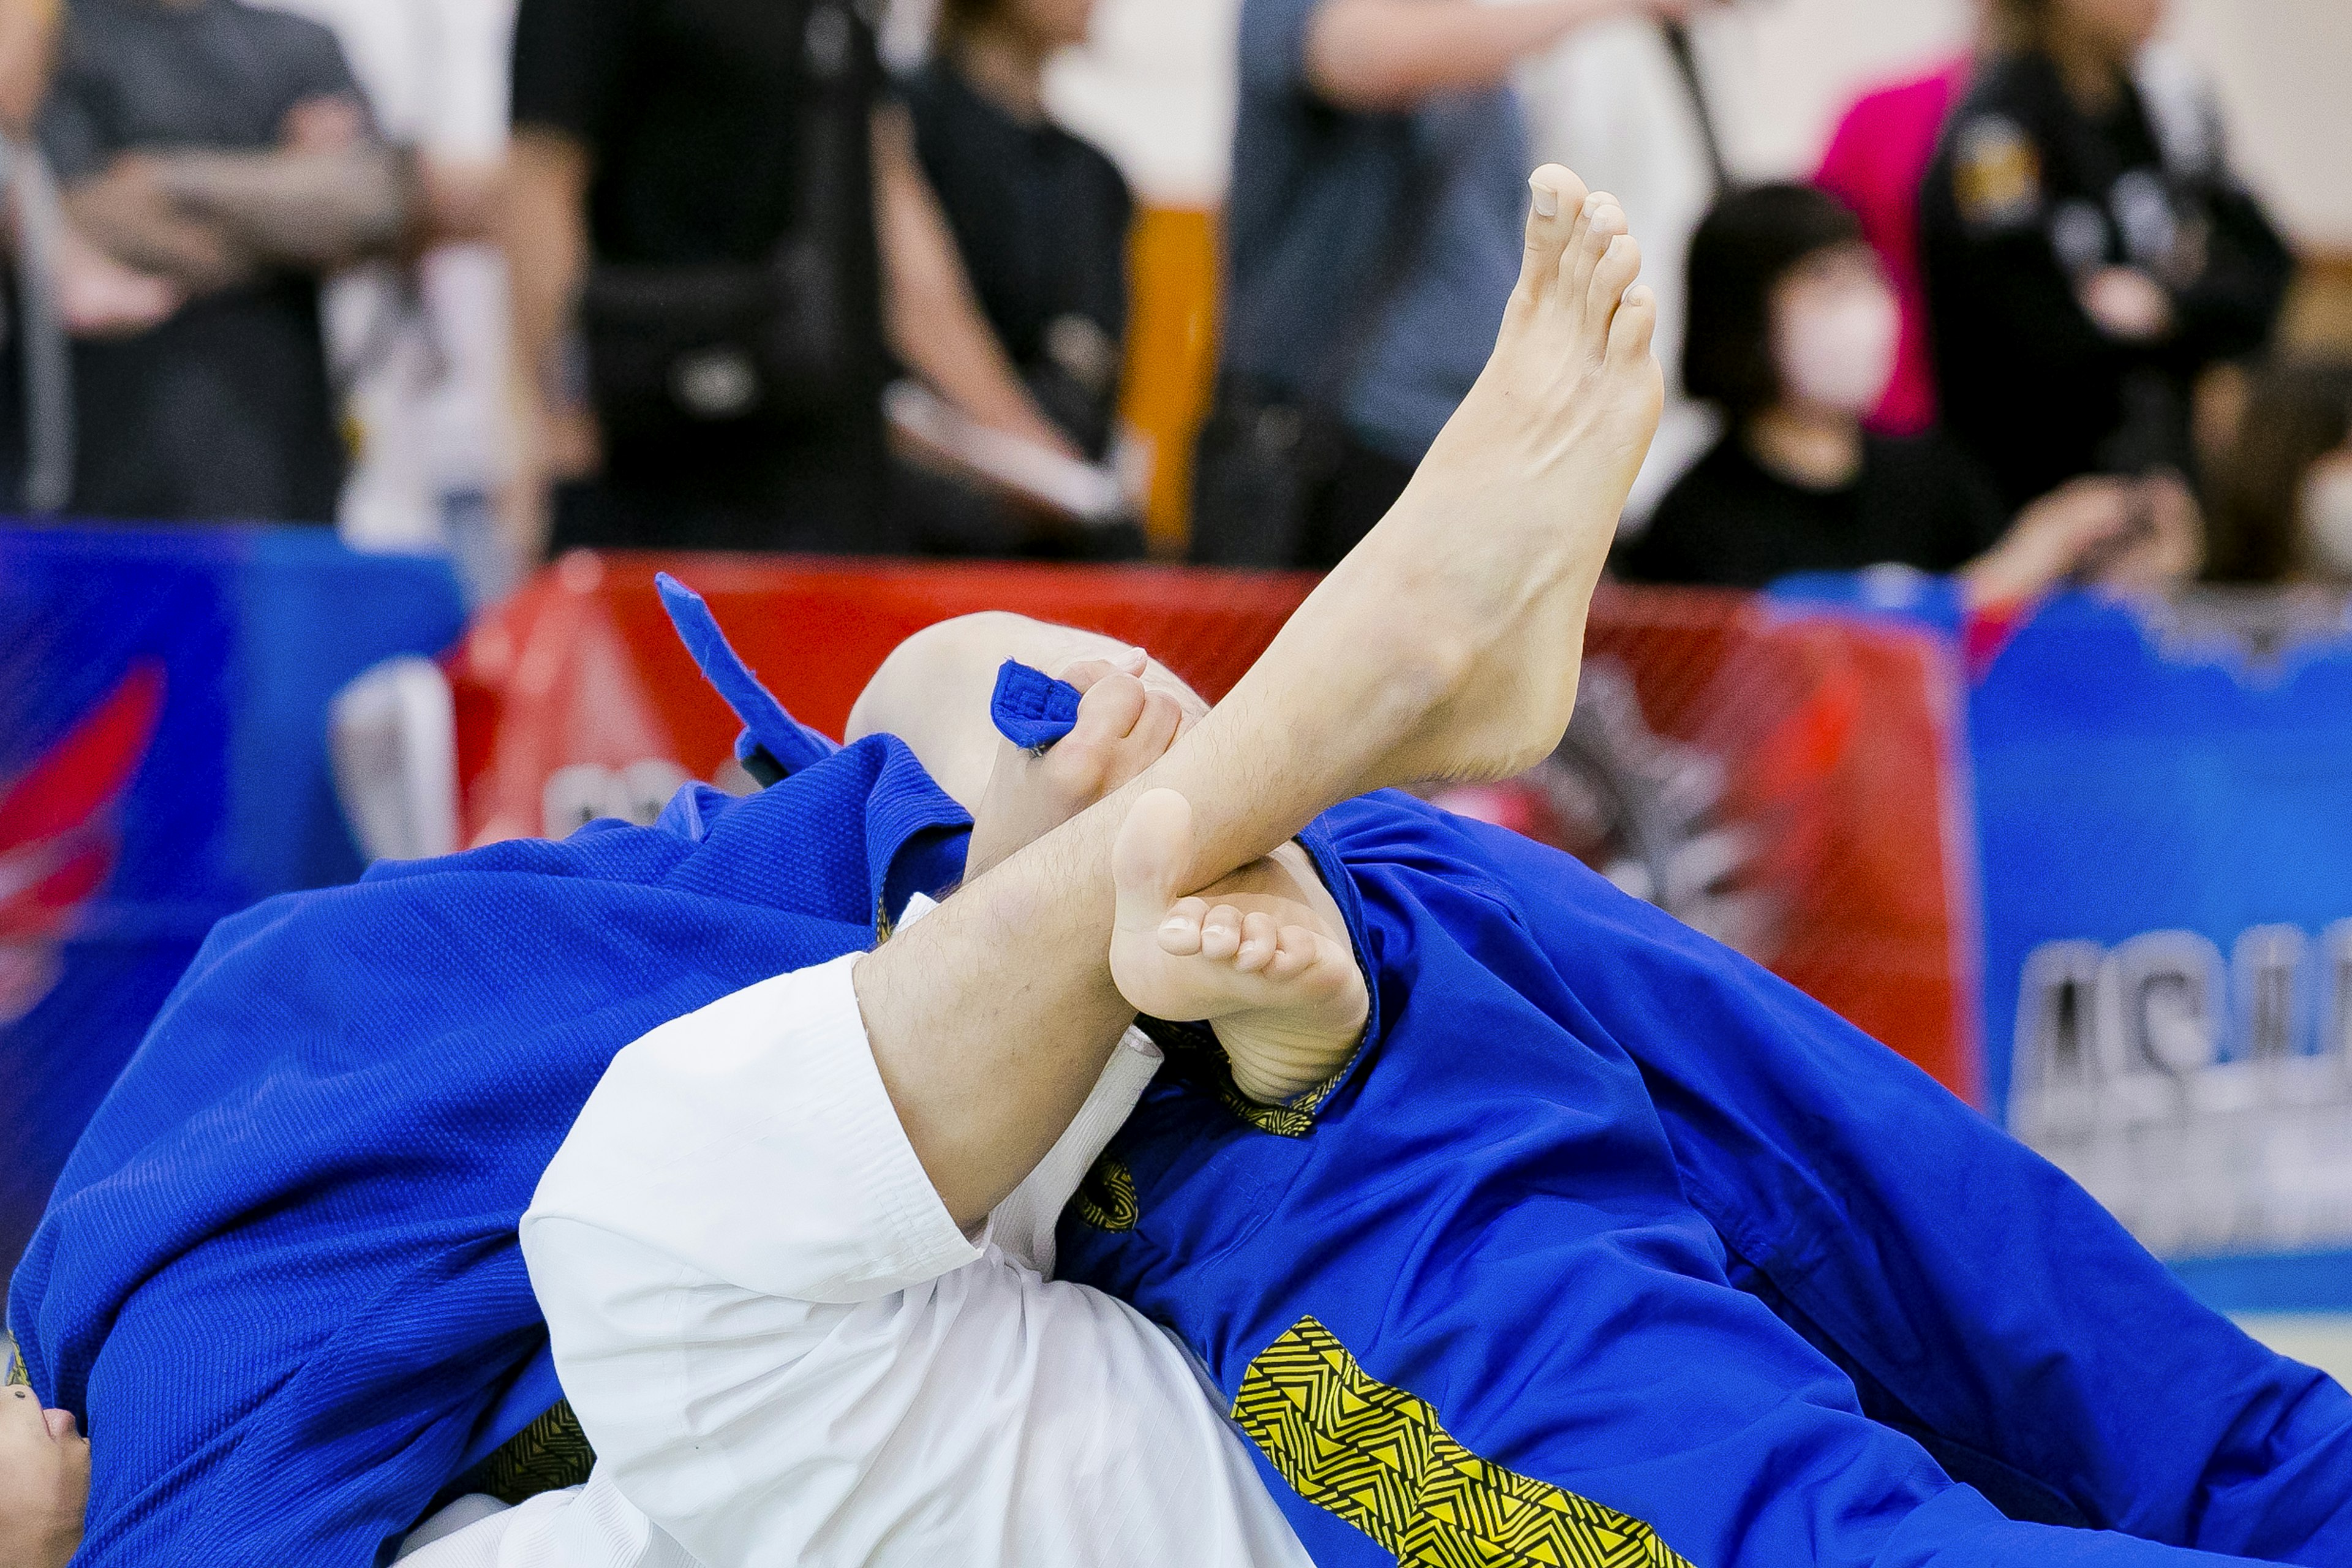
[1562,197,1625,316]
[1200,905,1243,961]
[1235,911,1280,971]
[1156,896,1208,956]
[1608,282,1659,365]
[1586,233,1643,342]
[1513,164,1589,319]
[1264,929,1315,981]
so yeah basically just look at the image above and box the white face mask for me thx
[2301,458,2352,581]
[1775,285,1901,417]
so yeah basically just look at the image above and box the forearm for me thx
[61,179,254,293]
[501,131,590,560]
[146,143,410,269]
[504,133,586,395]
[873,107,1075,456]
[1305,0,1648,111]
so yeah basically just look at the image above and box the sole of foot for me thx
[1110,788,1368,1104]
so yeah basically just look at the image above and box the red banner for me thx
[449,554,1975,1098]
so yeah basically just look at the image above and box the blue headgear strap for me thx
[654,571,839,785]
[990,659,1084,752]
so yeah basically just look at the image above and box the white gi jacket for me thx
[398,905,1310,1567]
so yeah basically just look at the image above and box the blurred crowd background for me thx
[6,0,2352,1345]
[0,0,2339,602]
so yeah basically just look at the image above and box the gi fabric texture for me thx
[1056,790,2352,1566]
[8,736,971,1567]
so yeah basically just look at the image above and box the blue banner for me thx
[0,526,464,1277]
[1774,573,2352,1305]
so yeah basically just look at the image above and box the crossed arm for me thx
[61,96,410,296]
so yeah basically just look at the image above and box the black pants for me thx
[1188,382,1417,570]
[1302,434,1416,569]
[552,410,892,556]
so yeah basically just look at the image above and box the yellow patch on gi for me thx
[1234,1317,1693,1568]
[1954,116,2043,228]
[1074,1154,1139,1231]
[472,1400,597,1504]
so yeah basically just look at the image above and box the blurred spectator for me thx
[1621,183,2195,606]
[507,0,1077,558]
[1920,0,2292,513]
[0,0,55,135]
[1191,0,1684,568]
[1814,54,1970,439]
[905,0,1127,466]
[268,0,522,605]
[892,0,1144,557]
[2204,361,2352,586]
[1817,5,2245,444]
[39,0,413,525]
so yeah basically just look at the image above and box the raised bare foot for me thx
[1111,789,1367,1104]
[1237,164,1662,799]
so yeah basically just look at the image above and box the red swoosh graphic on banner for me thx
[0,664,166,1014]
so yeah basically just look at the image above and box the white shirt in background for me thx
[401,897,1310,1567]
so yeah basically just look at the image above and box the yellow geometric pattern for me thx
[1073,1154,1139,1231]
[1233,1317,1694,1568]
[467,1399,597,1504]
[1137,1016,1359,1138]
[4,1338,26,1388]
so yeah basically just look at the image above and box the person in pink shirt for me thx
[1813,55,1973,436]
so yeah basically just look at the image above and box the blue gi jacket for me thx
[1057,790,2352,1566]
[9,738,971,1567]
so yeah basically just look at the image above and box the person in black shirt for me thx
[902,0,1131,464]
[1624,183,2193,604]
[1921,0,2291,513]
[36,0,413,526]
[887,0,1147,556]
[508,0,1080,558]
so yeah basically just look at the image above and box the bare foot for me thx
[0,1385,88,1568]
[1237,164,1662,802]
[1112,790,1367,1104]
[965,651,1189,879]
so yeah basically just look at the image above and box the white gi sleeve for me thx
[519,951,1311,1568]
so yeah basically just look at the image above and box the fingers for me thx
[1515,164,1591,317]
[1062,679,1183,802]
[1070,671,1148,744]
[1057,646,1148,695]
[1125,689,1183,771]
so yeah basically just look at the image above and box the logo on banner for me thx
[2012,922,2352,1257]
[0,664,165,1025]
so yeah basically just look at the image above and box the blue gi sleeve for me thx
[1450,809,2352,1562]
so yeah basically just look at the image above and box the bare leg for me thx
[857,165,1660,1227]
